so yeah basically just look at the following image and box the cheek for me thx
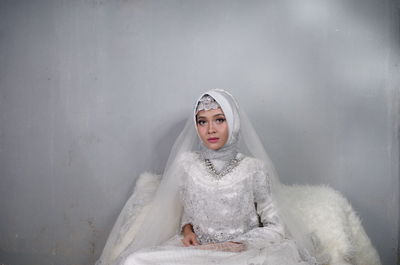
[224,123,229,136]
[197,126,207,139]
[221,124,229,141]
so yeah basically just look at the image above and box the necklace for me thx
[203,156,242,180]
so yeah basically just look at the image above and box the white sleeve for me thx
[253,163,285,239]
[233,162,286,247]
[178,174,193,233]
[179,210,193,233]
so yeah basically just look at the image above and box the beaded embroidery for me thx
[203,156,242,180]
[179,152,284,245]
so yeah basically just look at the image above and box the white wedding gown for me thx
[122,152,314,265]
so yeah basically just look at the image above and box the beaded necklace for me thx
[203,156,242,180]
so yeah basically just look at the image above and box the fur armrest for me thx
[281,185,381,265]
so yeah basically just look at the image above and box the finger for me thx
[182,238,190,247]
[189,238,197,246]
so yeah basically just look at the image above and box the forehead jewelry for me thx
[196,95,220,113]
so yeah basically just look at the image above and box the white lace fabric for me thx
[179,152,284,246]
[195,94,221,113]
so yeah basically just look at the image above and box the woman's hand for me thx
[181,224,199,246]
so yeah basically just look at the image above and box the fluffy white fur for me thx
[114,172,381,265]
[281,185,381,265]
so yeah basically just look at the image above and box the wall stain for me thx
[87,218,98,256]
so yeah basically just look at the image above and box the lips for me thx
[207,137,219,143]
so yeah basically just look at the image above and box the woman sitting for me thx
[97,89,321,265]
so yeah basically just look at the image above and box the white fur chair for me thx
[280,185,381,265]
[107,172,381,265]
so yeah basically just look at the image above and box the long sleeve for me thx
[253,166,285,238]
[234,163,285,246]
[179,210,192,233]
[178,166,193,234]
[253,164,285,238]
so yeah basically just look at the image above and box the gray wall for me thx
[0,0,398,264]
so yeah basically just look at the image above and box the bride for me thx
[96,89,321,265]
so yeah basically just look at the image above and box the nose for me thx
[207,122,216,134]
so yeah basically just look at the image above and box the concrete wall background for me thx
[0,0,398,264]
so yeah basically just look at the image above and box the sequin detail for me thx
[178,152,284,245]
[203,155,242,180]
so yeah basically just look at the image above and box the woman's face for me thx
[196,108,229,150]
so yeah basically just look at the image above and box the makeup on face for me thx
[196,109,229,150]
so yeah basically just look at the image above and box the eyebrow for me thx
[197,113,225,119]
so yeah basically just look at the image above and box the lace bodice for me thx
[178,152,285,245]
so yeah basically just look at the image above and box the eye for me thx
[197,120,207,126]
[215,118,226,124]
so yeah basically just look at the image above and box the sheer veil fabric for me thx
[96,89,320,265]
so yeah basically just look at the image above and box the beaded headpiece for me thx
[195,94,221,114]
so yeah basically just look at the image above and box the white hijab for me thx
[195,90,240,161]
